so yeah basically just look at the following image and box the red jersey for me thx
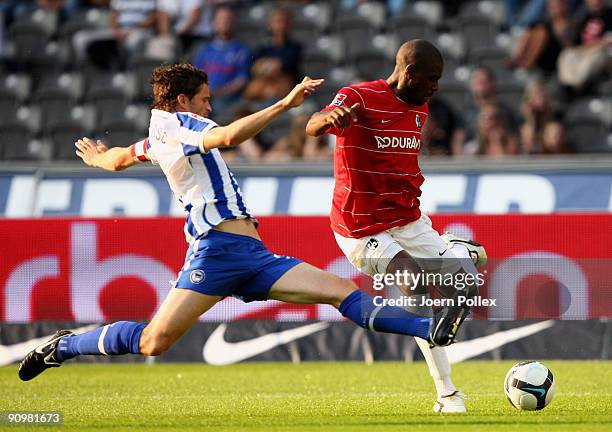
[323,79,428,238]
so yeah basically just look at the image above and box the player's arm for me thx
[305,103,360,137]
[201,76,324,151]
[75,137,144,171]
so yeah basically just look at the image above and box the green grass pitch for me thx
[2,361,611,431]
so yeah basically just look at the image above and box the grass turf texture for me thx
[1,361,611,431]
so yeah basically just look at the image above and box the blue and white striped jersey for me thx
[134,109,253,244]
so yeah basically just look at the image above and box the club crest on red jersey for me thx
[416,114,422,129]
[331,94,347,107]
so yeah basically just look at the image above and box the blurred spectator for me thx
[558,0,612,90]
[465,66,520,141]
[422,97,466,156]
[244,7,302,106]
[2,0,82,24]
[505,0,548,29]
[540,120,571,153]
[0,7,4,58]
[507,0,571,75]
[0,0,23,27]
[465,104,520,157]
[340,0,385,11]
[265,114,332,161]
[520,81,556,153]
[192,6,251,112]
[72,0,157,69]
[157,0,209,53]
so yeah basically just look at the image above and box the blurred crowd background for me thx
[0,0,610,162]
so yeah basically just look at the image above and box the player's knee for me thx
[139,329,173,356]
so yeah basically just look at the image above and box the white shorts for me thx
[334,214,465,277]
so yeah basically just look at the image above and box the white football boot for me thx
[433,391,467,413]
[441,233,488,267]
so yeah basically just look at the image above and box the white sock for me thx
[414,337,457,398]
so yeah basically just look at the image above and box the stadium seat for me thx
[470,46,513,79]
[335,16,377,60]
[10,7,59,35]
[289,18,321,50]
[459,0,505,25]
[35,87,78,130]
[393,1,444,28]
[88,88,130,127]
[234,20,265,49]
[390,15,435,43]
[436,33,467,63]
[0,89,20,126]
[6,22,51,64]
[355,2,387,30]
[0,73,31,126]
[455,15,499,54]
[237,3,269,28]
[301,50,336,80]
[48,120,90,160]
[567,119,612,153]
[314,35,344,63]
[59,8,110,41]
[96,120,142,148]
[566,98,612,126]
[294,2,332,33]
[438,80,471,115]
[82,68,135,101]
[129,58,167,102]
[354,51,395,81]
[0,122,35,160]
[36,72,84,99]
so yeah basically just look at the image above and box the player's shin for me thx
[414,338,457,397]
[55,321,145,361]
[337,290,431,339]
[401,292,457,397]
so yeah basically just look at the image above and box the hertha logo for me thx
[416,114,422,129]
[190,269,205,284]
[331,94,347,107]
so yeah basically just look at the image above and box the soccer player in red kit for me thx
[306,40,487,413]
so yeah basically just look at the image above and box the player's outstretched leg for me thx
[18,330,75,381]
[268,262,467,343]
[19,288,221,381]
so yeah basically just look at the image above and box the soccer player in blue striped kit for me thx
[19,64,470,382]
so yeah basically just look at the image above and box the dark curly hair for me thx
[151,64,209,112]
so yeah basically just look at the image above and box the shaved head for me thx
[396,39,443,71]
[387,39,443,106]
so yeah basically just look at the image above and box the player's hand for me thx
[325,103,360,128]
[75,137,107,167]
[280,76,325,109]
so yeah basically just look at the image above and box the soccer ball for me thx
[504,360,556,410]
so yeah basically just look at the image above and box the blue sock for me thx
[338,290,431,339]
[56,321,145,361]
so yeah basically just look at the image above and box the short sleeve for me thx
[321,87,360,136]
[176,112,218,155]
[157,0,173,13]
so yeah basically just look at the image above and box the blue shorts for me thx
[174,230,302,302]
